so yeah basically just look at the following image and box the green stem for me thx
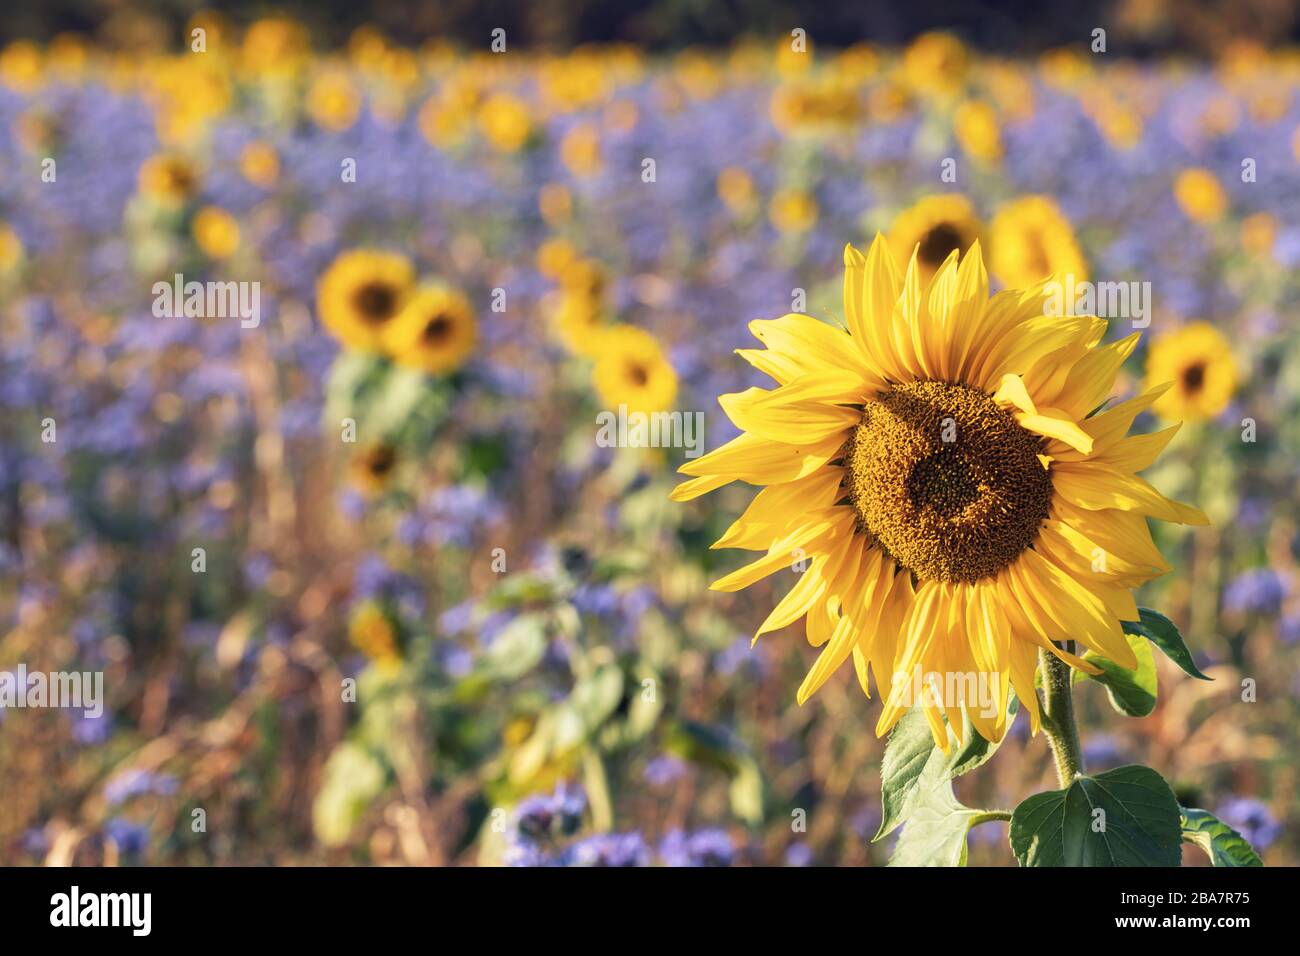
[1038,647,1085,788]
[582,748,614,832]
[968,810,1012,827]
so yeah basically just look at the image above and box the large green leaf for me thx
[1010,765,1183,866]
[1181,808,1263,867]
[1076,634,1157,717]
[887,776,985,867]
[875,695,1017,841]
[1124,608,1211,681]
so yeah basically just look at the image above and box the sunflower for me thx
[307,70,362,132]
[900,31,970,97]
[349,603,402,673]
[239,140,281,188]
[382,286,477,374]
[592,325,678,414]
[1173,168,1228,224]
[552,291,606,356]
[953,99,1003,164]
[192,206,240,259]
[887,194,984,284]
[317,250,415,351]
[988,196,1088,288]
[1145,322,1237,421]
[137,153,200,208]
[351,442,399,494]
[672,235,1207,751]
[477,93,533,153]
[769,188,819,234]
[0,222,22,272]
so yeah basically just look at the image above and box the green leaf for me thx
[323,351,388,427]
[569,665,625,731]
[1181,808,1263,867]
[312,742,388,847]
[887,776,984,867]
[728,759,765,827]
[1124,608,1211,681]
[875,695,1018,841]
[482,613,547,680]
[1077,634,1157,717]
[1010,765,1183,866]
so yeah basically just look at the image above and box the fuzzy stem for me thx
[1039,646,1085,788]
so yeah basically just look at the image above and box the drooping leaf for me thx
[1181,808,1264,867]
[1077,634,1157,717]
[1124,608,1211,681]
[875,695,1018,841]
[1010,765,1182,866]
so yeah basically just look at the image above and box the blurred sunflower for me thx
[887,194,983,283]
[0,222,22,272]
[901,31,970,97]
[307,70,362,132]
[673,234,1206,750]
[477,93,533,153]
[716,166,757,215]
[988,196,1087,287]
[238,140,280,188]
[318,250,415,350]
[769,188,819,234]
[382,287,477,374]
[349,603,402,673]
[560,122,603,177]
[593,326,678,413]
[953,99,1003,163]
[1145,322,1237,421]
[1173,168,1228,223]
[553,292,605,356]
[351,442,399,494]
[192,206,240,259]
[137,153,200,208]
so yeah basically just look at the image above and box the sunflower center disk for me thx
[845,380,1053,584]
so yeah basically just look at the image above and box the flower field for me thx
[0,15,1297,867]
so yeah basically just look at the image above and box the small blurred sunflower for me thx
[901,31,970,97]
[989,195,1087,288]
[953,99,1003,163]
[887,194,983,283]
[477,93,533,153]
[1145,322,1237,421]
[318,250,415,351]
[138,154,200,208]
[1173,168,1228,223]
[192,206,240,259]
[0,222,22,272]
[307,70,362,132]
[239,140,280,188]
[769,188,819,234]
[351,442,399,494]
[674,234,1206,750]
[349,603,402,673]
[560,122,603,177]
[716,166,757,214]
[593,326,678,414]
[382,287,477,375]
[553,292,605,356]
